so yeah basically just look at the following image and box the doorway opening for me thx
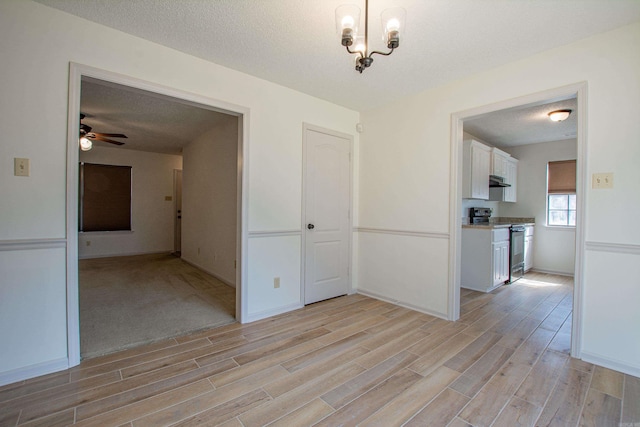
[66,64,249,365]
[449,83,587,359]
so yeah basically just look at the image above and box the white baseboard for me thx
[244,302,304,324]
[356,288,448,320]
[529,268,574,277]
[580,351,640,378]
[78,250,171,260]
[181,257,236,288]
[0,357,69,387]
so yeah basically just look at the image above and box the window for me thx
[548,194,576,226]
[80,162,132,232]
[547,160,576,227]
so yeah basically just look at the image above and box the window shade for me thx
[548,160,576,194]
[80,163,132,232]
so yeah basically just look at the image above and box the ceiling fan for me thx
[79,113,127,150]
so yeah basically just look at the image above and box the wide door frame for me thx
[301,123,354,305]
[448,82,588,359]
[66,63,250,366]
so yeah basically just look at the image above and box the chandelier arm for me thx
[369,48,395,57]
[346,46,394,58]
[345,45,361,56]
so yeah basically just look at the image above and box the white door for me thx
[304,126,351,304]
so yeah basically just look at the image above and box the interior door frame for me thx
[66,63,250,366]
[448,82,588,359]
[300,123,354,305]
[173,169,183,254]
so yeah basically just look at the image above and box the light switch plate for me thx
[14,158,30,177]
[592,173,613,189]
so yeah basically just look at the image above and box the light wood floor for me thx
[1,272,638,426]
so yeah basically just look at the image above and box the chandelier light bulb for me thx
[386,18,400,32]
[381,7,405,49]
[354,37,366,55]
[336,4,360,47]
[341,15,355,29]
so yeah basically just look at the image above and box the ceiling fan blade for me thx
[93,132,128,138]
[90,135,125,146]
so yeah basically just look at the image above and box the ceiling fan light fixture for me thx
[79,136,93,151]
[548,109,572,122]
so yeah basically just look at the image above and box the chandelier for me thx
[336,0,406,73]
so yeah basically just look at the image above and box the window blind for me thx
[80,163,132,232]
[548,160,576,194]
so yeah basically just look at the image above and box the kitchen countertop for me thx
[462,223,535,229]
[462,217,535,229]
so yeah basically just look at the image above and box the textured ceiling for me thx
[464,98,578,148]
[81,78,232,155]
[34,0,640,112]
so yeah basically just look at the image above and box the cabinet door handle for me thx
[307,224,315,230]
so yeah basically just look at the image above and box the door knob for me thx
[307,224,315,230]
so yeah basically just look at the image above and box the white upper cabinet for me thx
[490,147,510,178]
[462,139,491,200]
[488,148,518,203]
[503,156,518,202]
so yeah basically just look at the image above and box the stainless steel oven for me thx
[509,225,525,283]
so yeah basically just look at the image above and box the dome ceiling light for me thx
[548,109,572,122]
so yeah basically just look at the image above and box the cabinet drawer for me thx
[492,228,510,242]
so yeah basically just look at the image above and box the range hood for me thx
[489,175,511,188]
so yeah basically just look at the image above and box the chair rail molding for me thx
[585,241,640,255]
[0,238,66,252]
[354,227,449,239]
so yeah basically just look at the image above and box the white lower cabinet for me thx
[461,227,510,293]
[493,240,510,285]
[524,225,534,272]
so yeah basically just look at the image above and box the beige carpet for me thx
[79,253,236,359]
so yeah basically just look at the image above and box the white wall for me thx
[0,0,359,385]
[78,146,183,258]
[0,247,67,374]
[182,116,238,287]
[499,139,577,274]
[358,22,640,375]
